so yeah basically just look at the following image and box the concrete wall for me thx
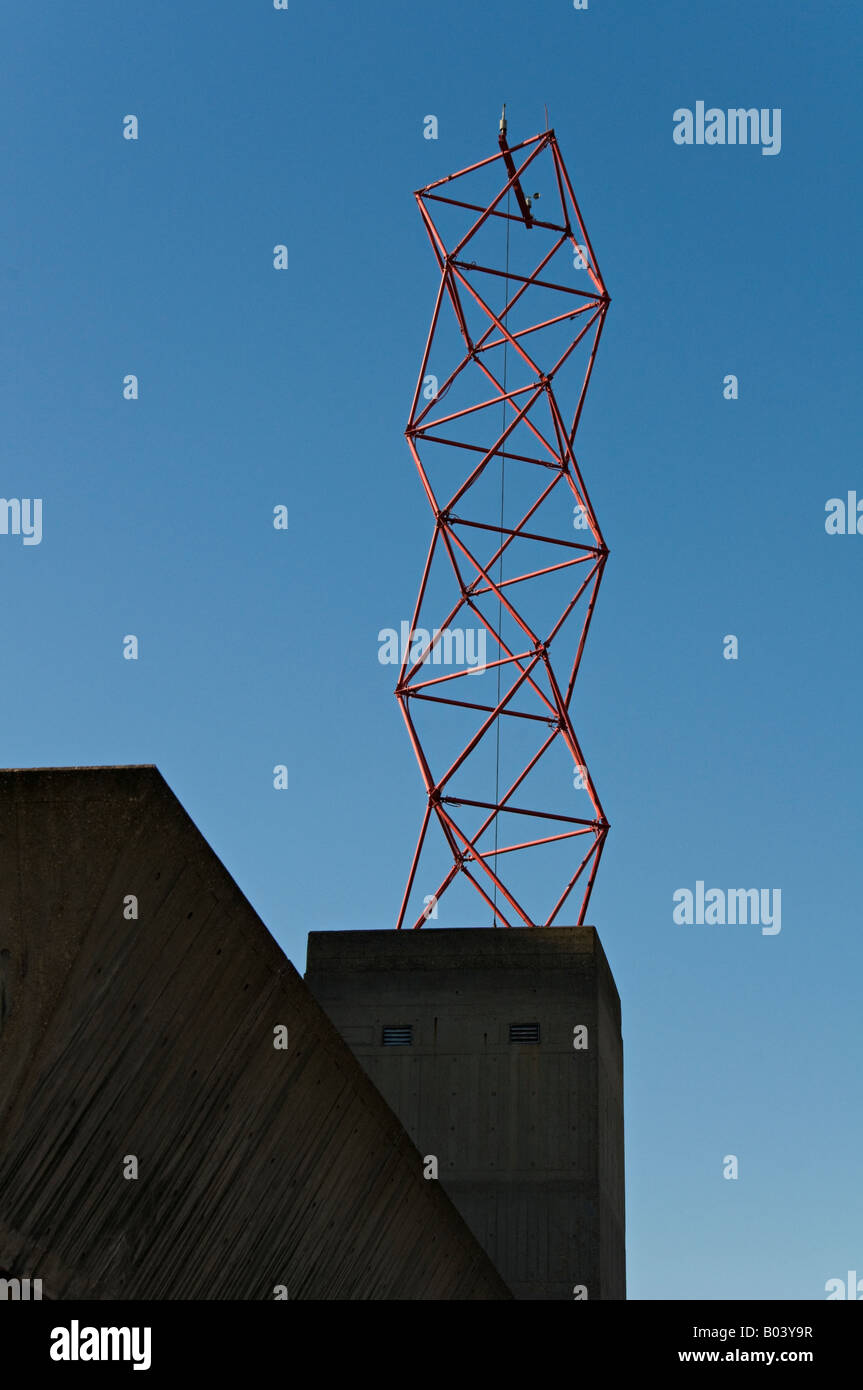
[306,927,625,1300]
[0,767,511,1300]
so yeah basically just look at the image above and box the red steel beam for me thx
[395,115,611,928]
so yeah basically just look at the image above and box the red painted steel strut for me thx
[396,115,611,929]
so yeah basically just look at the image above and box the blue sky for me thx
[2,0,861,1300]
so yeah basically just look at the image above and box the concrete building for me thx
[0,766,510,1300]
[0,764,625,1300]
[306,927,625,1300]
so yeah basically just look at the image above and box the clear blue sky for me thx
[2,1,860,1301]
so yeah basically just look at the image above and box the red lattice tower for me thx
[396,113,610,929]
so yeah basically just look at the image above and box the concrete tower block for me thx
[306,926,625,1300]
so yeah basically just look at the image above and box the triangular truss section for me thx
[396,115,611,930]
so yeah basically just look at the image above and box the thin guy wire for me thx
[492,186,511,927]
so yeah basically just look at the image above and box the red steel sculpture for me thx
[396,112,610,930]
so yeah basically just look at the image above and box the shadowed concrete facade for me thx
[0,766,511,1300]
[306,928,625,1300]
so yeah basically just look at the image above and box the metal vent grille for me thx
[509,1022,540,1044]
[382,1025,413,1046]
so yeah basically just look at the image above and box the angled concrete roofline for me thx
[0,763,511,1300]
